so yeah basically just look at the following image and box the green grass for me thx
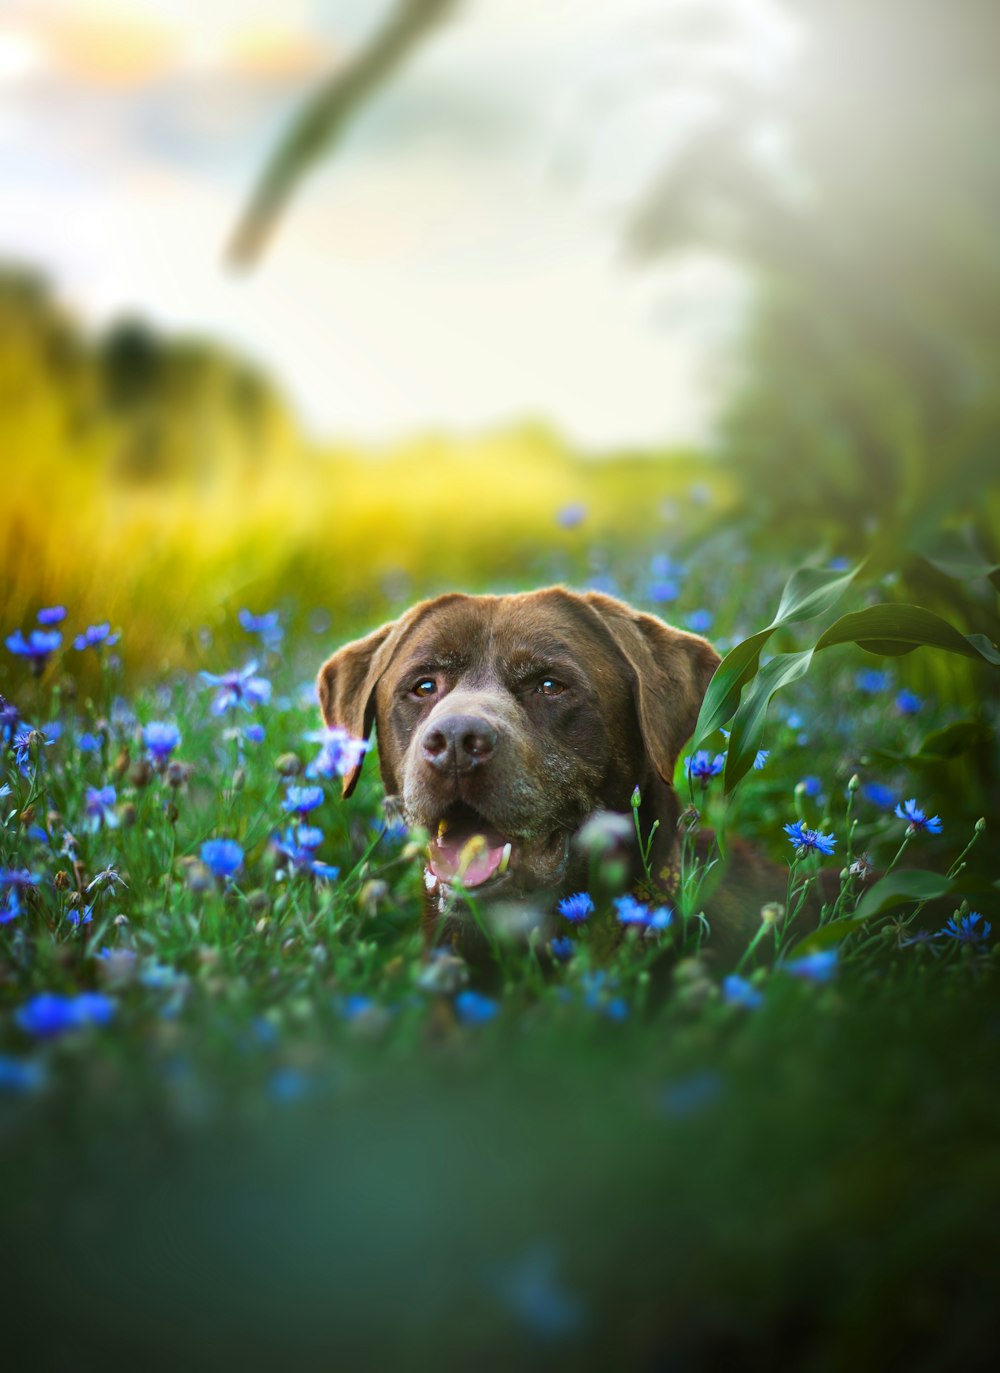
[1,530,998,1371]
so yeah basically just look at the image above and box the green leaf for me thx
[773,562,863,624]
[724,650,813,790]
[910,528,1000,582]
[816,604,1000,664]
[789,870,954,954]
[916,720,993,760]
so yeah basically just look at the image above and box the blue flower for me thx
[37,606,66,625]
[1,867,41,890]
[272,827,339,881]
[0,1055,47,1094]
[454,990,499,1026]
[200,838,244,880]
[549,936,576,960]
[780,949,839,982]
[67,905,94,927]
[340,994,376,1021]
[856,668,890,693]
[686,609,714,634]
[200,661,271,715]
[895,689,923,715]
[557,891,594,923]
[646,578,679,604]
[784,820,837,856]
[895,798,942,834]
[799,775,823,799]
[16,991,116,1037]
[143,721,181,761]
[0,697,21,742]
[685,750,725,782]
[83,784,118,832]
[6,628,62,674]
[238,608,283,648]
[753,749,769,770]
[602,997,630,1022]
[284,784,324,817]
[613,895,673,930]
[722,974,764,1009]
[243,723,266,744]
[555,502,587,529]
[305,726,370,779]
[492,1245,586,1340]
[77,731,102,754]
[74,622,120,651]
[0,889,22,925]
[862,781,895,810]
[938,912,992,946]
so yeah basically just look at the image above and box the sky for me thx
[0,0,790,449]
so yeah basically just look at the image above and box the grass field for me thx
[2,463,998,1368]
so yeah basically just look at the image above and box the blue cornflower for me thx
[284,784,324,817]
[938,912,992,946]
[722,974,764,1009]
[0,868,41,890]
[555,502,587,529]
[6,628,62,674]
[16,991,116,1037]
[613,895,673,930]
[143,721,181,761]
[895,689,923,716]
[272,827,339,881]
[305,726,370,779]
[784,820,837,856]
[77,731,102,754]
[549,936,576,960]
[895,798,942,834]
[862,781,895,810]
[200,661,271,715]
[0,697,21,742]
[557,891,594,923]
[799,776,823,799]
[856,668,890,693]
[454,989,499,1026]
[83,785,118,833]
[238,608,283,649]
[780,949,839,982]
[0,889,22,925]
[74,622,120,651]
[200,838,244,880]
[602,998,630,1022]
[685,750,726,782]
[67,905,94,927]
[646,578,679,604]
[37,606,66,625]
[686,609,714,634]
[753,750,769,770]
[0,1056,47,1094]
[243,723,266,744]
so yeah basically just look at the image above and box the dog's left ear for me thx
[317,621,398,798]
[583,591,721,786]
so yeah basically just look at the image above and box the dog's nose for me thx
[420,714,498,773]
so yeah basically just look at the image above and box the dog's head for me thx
[317,587,719,901]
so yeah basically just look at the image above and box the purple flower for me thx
[143,721,181,761]
[784,820,837,856]
[238,608,283,649]
[73,622,120,651]
[37,606,66,625]
[305,726,370,779]
[200,838,244,880]
[200,662,271,715]
[454,990,499,1026]
[284,784,324,817]
[557,891,594,923]
[685,750,726,782]
[938,912,992,946]
[780,949,839,982]
[895,798,942,834]
[6,628,62,674]
[83,785,118,833]
[722,974,764,1009]
[613,895,673,930]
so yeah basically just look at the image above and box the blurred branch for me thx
[226,0,460,269]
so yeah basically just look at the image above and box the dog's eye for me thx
[409,678,438,700]
[536,677,567,697]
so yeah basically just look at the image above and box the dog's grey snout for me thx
[420,713,498,774]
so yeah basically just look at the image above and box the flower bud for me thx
[760,902,785,926]
[276,752,302,777]
[848,773,860,793]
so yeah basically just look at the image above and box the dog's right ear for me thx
[316,622,398,799]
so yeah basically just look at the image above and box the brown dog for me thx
[318,587,777,961]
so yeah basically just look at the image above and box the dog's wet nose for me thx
[420,714,498,773]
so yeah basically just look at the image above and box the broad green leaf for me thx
[816,604,1000,664]
[789,870,954,954]
[909,528,1000,582]
[724,650,813,790]
[773,561,864,624]
[916,720,993,760]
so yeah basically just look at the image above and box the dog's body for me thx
[318,587,783,963]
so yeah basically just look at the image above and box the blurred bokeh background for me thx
[2,0,998,672]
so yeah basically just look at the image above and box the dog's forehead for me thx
[389,591,620,679]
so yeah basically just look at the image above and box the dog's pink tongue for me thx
[428,827,507,887]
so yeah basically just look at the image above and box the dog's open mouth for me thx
[426,802,514,889]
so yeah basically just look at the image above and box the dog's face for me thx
[317,588,719,905]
